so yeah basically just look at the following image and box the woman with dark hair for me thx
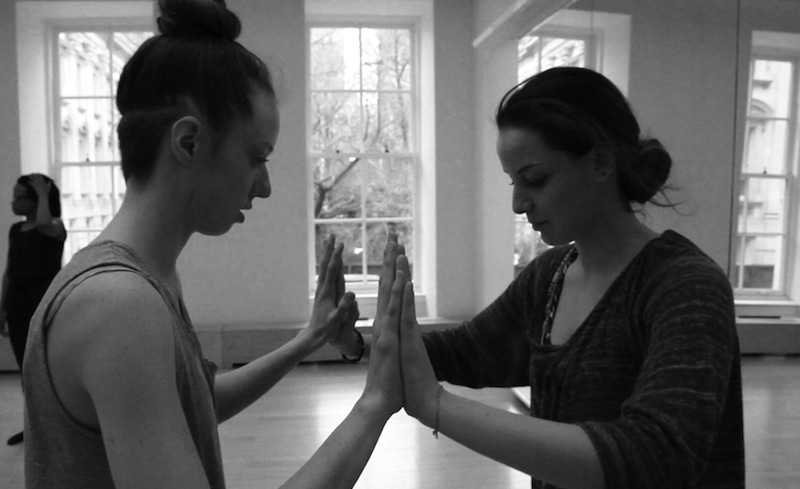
[350,67,745,488]
[22,0,404,488]
[1,173,66,446]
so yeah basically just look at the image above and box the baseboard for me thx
[736,318,800,355]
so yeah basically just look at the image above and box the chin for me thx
[197,223,235,237]
[539,231,572,247]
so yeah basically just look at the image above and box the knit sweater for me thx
[423,230,745,489]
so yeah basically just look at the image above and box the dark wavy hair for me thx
[17,174,62,218]
[116,0,276,182]
[495,67,673,210]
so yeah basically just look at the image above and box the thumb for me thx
[331,292,356,321]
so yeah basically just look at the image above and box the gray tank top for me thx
[23,241,226,489]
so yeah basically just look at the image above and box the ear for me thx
[592,148,616,183]
[170,116,201,163]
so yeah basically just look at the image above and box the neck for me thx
[97,184,191,287]
[572,209,659,277]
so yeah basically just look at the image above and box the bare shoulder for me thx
[47,270,177,428]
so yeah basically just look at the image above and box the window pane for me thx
[60,98,115,163]
[314,223,364,280]
[735,235,783,290]
[60,166,117,234]
[310,92,362,153]
[310,28,361,90]
[540,37,586,71]
[519,35,586,82]
[750,59,794,118]
[738,177,786,234]
[362,92,413,152]
[366,221,413,280]
[743,119,789,174]
[63,230,101,265]
[364,157,413,218]
[111,32,153,94]
[361,28,412,90]
[313,157,362,219]
[59,32,112,97]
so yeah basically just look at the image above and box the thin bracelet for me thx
[340,329,365,363]
[432,384,444,439]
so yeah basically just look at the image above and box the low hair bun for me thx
[157,0,241,41]
[621,138,673,204]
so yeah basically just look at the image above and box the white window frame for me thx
[734,31,800,317]
[16,1,154,261]
[52,23,152,262]
[306,2,434,319]
[307,20,420,293]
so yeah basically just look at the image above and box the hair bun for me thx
[625,138,672,204]
[157,0,241,41]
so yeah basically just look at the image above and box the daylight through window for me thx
[55,28,152,262]
[309,26,417,290]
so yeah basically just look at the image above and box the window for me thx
[308,25,418,293]
[514,29,594,276]
[54,27,152,262]
[734,47,799,297]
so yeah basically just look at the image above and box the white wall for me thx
[0,0,22,371]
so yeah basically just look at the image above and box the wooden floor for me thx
[1,355,798,488]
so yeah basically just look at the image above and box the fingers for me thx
[377,234,401,311]
[398,258,419,349]
[318,239,344,299]
[344,298,360,327]
[316,235,336,287]
[330,291,356,325]
[336,250,346,304]
[368,268,404,363]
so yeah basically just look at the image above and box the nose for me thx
[511,185,531,215]
[252,164,272,199]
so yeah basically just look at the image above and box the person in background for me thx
[22,0,405,488]
[1,173,66,446]
[347,67,745,489]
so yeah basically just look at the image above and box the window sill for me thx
[735,299,799,318]
[308,292,429,319]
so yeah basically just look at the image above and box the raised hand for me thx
[373,233,405,344]
[302,235,359,351]
[396,254,441,426]
[28,174,52,198]
[360,257,407,417]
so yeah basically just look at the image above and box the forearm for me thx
[1,269,8,311]
[432,389,605,489]
[214,334,315,423]
[279,397,390,489]
[34,195,54,228]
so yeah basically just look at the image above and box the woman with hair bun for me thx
[22,1,404,488]
[348,67,745,488]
